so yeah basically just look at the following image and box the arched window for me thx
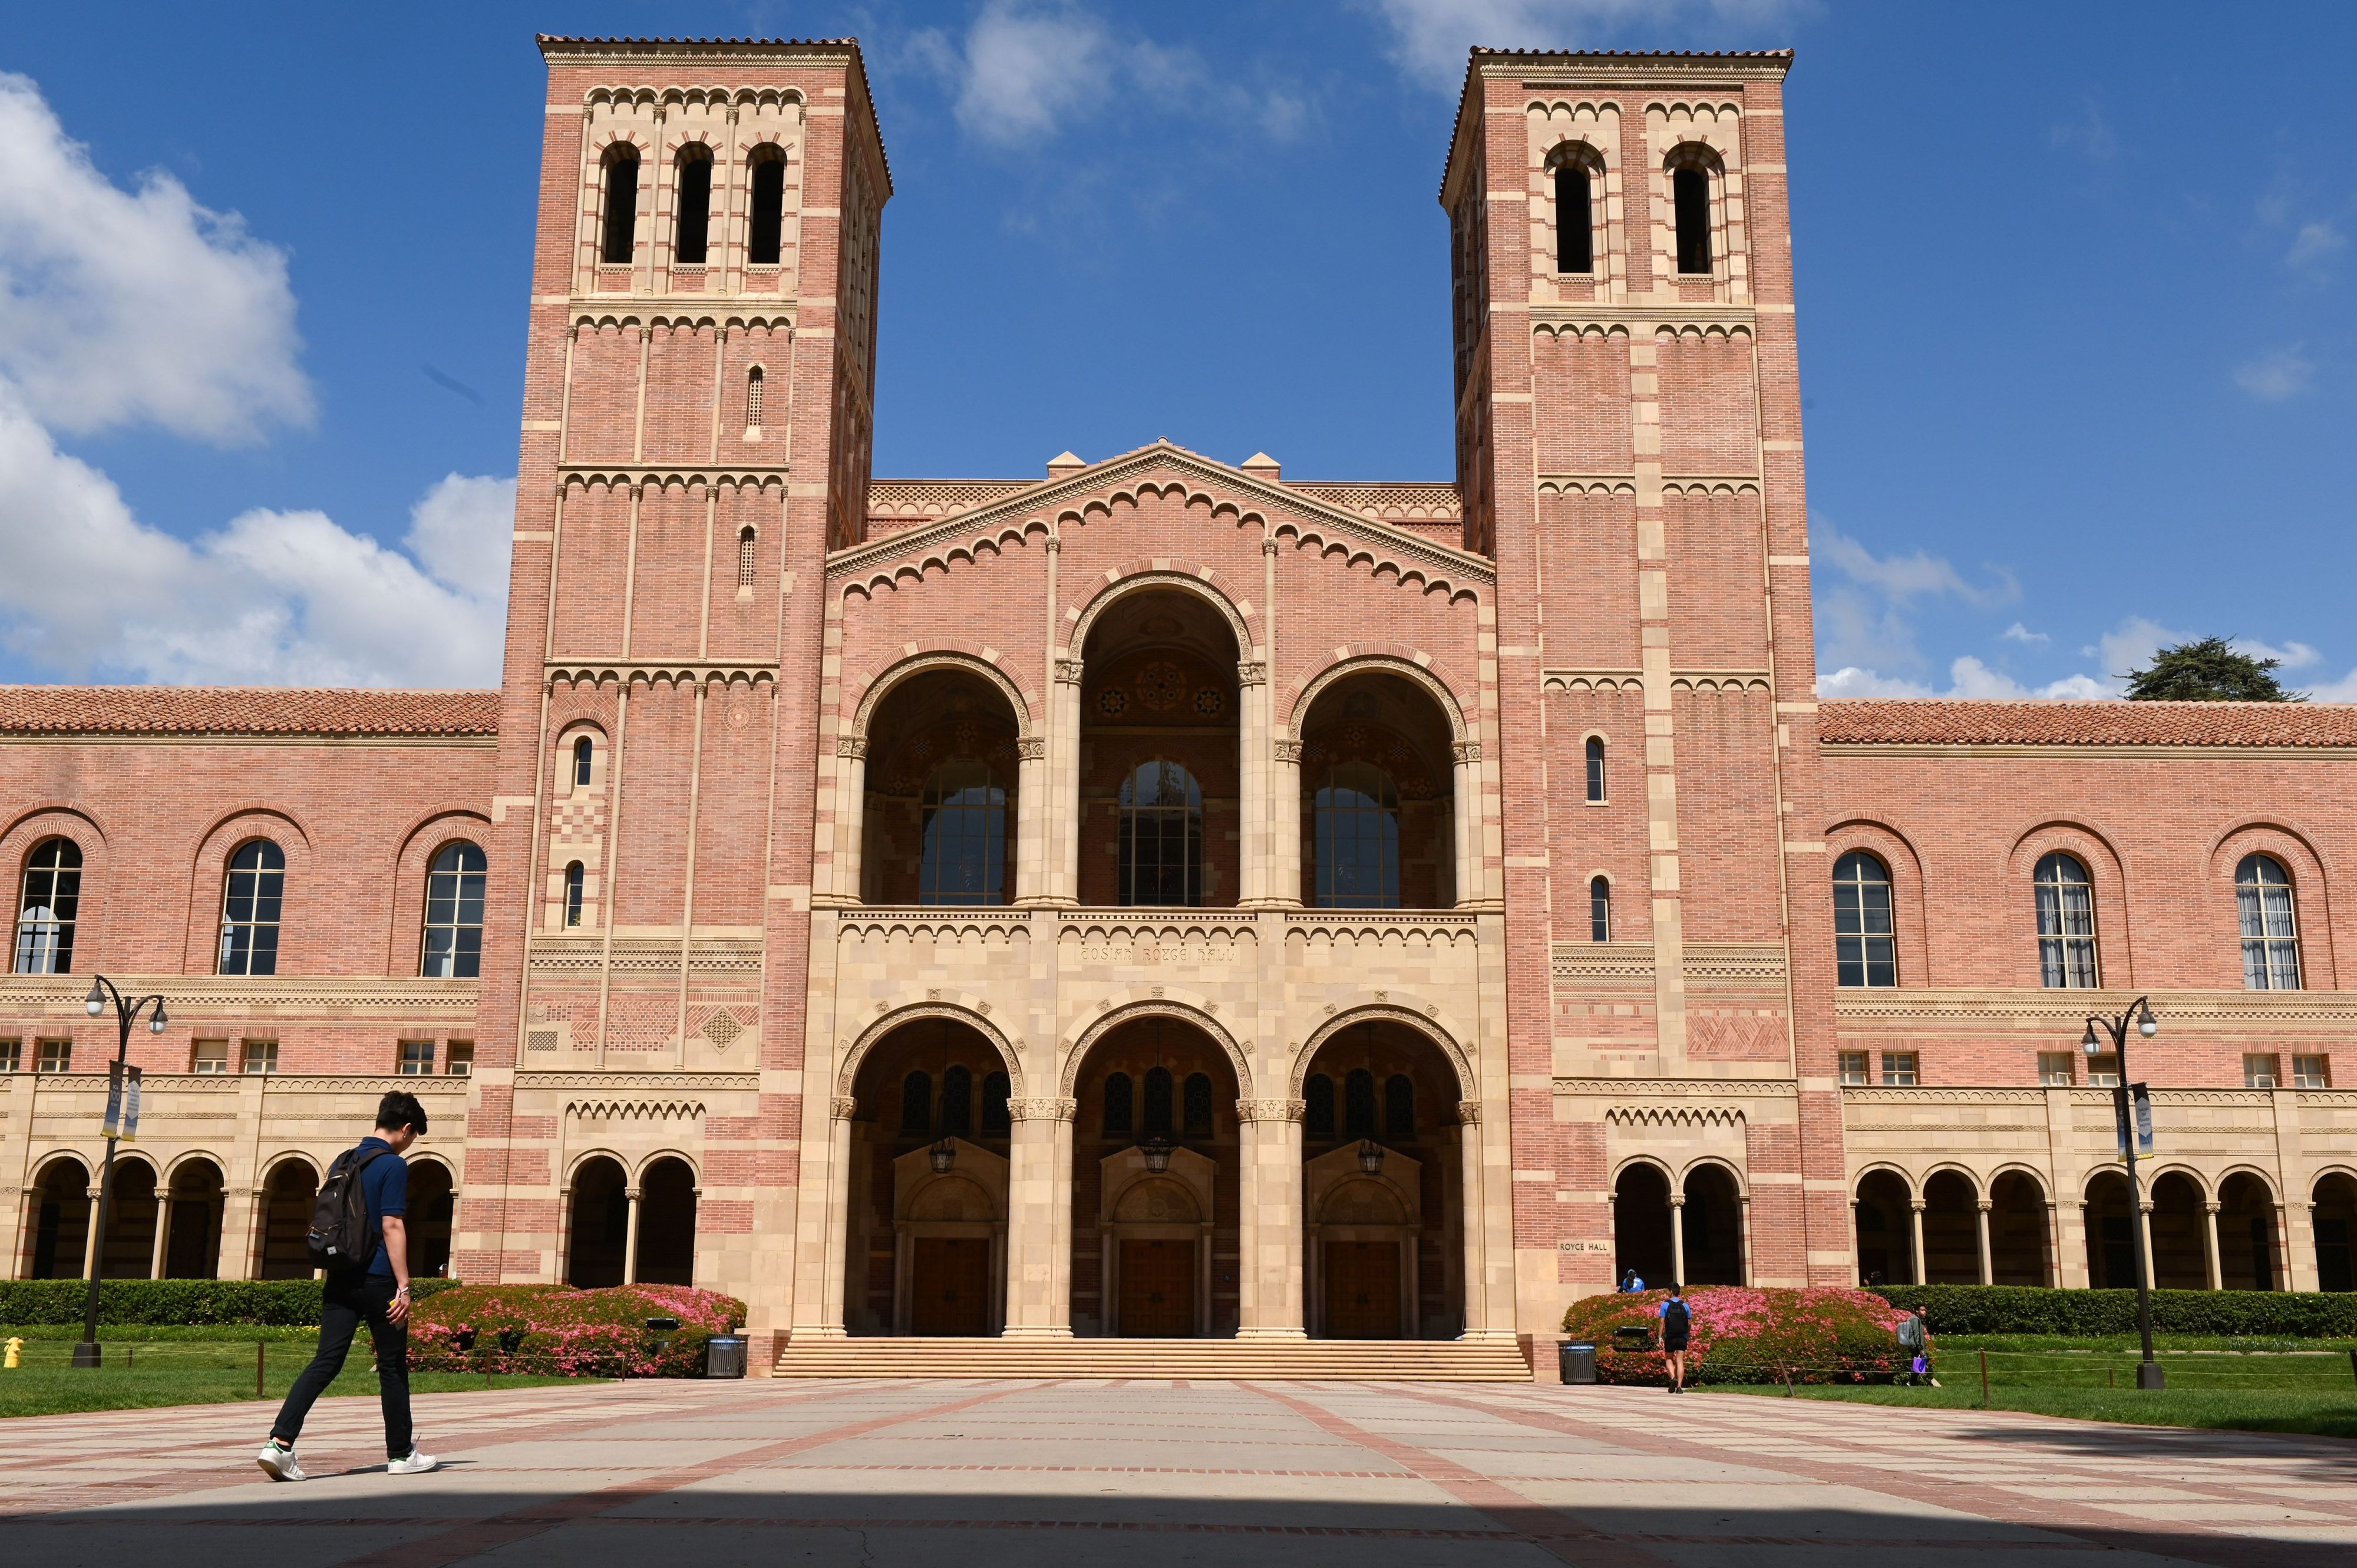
[421,841,487,979]
[1182,1071,1213,1137]
[1103,1071,1134,1135]
[1832,850,1897,988]
[673,148,712,265]
[2034,852,2099,988]
[218,841,285,976]
[563,861,585,927]
[1143,1065,1174,1137]
[601,146,640,265]
[572,736,593,789]
[1118,760,1201,906]
[1672,161,1712,275]
[1343,1068,1378,1140]
[919,760,1006,906]
[2237,854,2301,990]
[981,1071,1011,1134]
[14,838,81,975]
[1554,157,1595,272]
[1313,761,1399,909]
[940,1064,972,1136]
[738,526,758,590]
[1589,876,1610,943]
[1384,1074,1415,1139]
[900,1070,932,1134]
[1304,1073,1336,1140]
[745,367,764,427]
[1586,735,1606,802]
[747,148,785,266]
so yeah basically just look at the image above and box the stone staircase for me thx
[770,1335,1533,1382]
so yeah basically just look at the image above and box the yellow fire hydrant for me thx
[5,1336,22,1369]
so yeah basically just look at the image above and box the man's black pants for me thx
[269,1271,411,1460]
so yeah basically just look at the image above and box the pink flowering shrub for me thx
[1560,1286,1921,1385]
[410,1283,747,1378]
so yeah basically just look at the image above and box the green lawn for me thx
[1719,1341,2357,1438]
[1,1328,592,1419]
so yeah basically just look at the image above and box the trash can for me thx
[705,1335,748,1379]
[1559,1341,1597,1385]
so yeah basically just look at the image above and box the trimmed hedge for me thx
[0,1277,464,1326]
[1870,1284,2357,1338]
[410,1283,746,1378]
[1562,1286,1919,1385]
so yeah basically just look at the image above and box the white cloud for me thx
[2000,622,2049,645]
[1364,0,1809,94]
[1819,657,2106,702]
[2286,220,2345,269]
[0,72,309,443]
[2093,615,2181,685]
[2301,667,2357,703]
[2234,636,2319,671]
[1810,518,2019,675]
[2233,342,2316,401]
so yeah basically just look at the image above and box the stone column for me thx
[1237,1098,1306,1339]
[623,1186,643,1284]
[1452,740,1481,908]
[1237,659,1271,906]
[149,1192,171,1280]
[81,1183,103,1280]
[1668,1194,1686,1285]
[1005,1096,1075,1339]
[1738,1193,1752,1286]
[2270,1203,2292,1290]
[2201,1200,2224,1290]
[1053,658,1085,905]
[1014,736,1049,905]
[1907,1199,1927,1286]
[1457,1103,1488,1332]
[1975,1199,1994,1285]
[1272,738,1303,907]
[2138,1197,2157,1291]
[831,740,867,904]
[804,1097,859,1339]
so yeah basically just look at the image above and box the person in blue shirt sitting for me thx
[1617,1268,1644,1293]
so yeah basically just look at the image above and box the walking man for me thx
[1658,1282,1692,1393]
[258,1091,438,1479]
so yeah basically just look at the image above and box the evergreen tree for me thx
[2122,637,2303,702]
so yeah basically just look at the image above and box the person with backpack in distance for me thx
[1657,1283,1692,1393]
[257,1091,438,1480]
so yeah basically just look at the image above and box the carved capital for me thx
[830,1095,860,1120]
[1009,1095,1078,1123]
[1236,660,1267,687]
[1263,537,1280,556]
[1273,739,1303,764]
[1043,533,1062,553]
[1054,658,1085,686]
[1015,736,1048,761]
[836,736,867,759]
[1456,1100,1481,1125]
[1236,1097,1306,1124]
[1452,740,1483,764]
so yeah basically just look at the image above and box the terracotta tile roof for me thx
[1820,699,2357,748]
[0,687,501,738]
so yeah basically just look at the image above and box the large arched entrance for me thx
[1989,1171,2050,1286]
[1853,1170,1913,1286]
[566,1156,628,1287]
[100,1158,160,1278]
[256,1160,318,1279]
[1299,1019,1469,1338]
[1071,1015,1238,1336]
[1614,1164,1674,1289]
[24,1157,90,1279]
[2217,1171,2278,1291]
[1080,588,1241,907]
[1680,1163,1744,1285]
[162,1159,225,1279]
[1294,669,1458,908]
[845,1017,1012,1335]
[407,1160,455,1279]
[1921,1170,1980,1284]
[860,667,1022,905]
[636,1157,699,1286]
[2148,1172,2206,1290]
[2084,1172,2135,1288]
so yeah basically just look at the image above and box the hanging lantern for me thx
[929,1138,957,1174]
[1141,1137,1174,1174]
[1357,1139,1386,1176]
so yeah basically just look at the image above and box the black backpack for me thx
[1662,1298,1691,1335]
[308,1144,389,1270]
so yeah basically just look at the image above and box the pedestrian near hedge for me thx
[1657,1283,1691,1393]
[1618,1268,1643,1293]
[257,1091,439,1480]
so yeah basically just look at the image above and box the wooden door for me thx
[1118,1238,1195,1336]
[1324,1240,1401,1339]
[911,1237,991,1335]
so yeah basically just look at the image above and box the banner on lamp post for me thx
[103,1062,142,1143]
[2112,1082,2153,1158]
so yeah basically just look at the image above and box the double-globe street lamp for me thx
[72,975,170,1369]
[2083,996,2164,1391]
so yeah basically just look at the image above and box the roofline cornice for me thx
[537,35,863,66]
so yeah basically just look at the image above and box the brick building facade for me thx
[2,40,2350,1369]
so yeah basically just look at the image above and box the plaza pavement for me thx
[1,1376,2352,1566]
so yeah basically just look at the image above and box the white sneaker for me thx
[388,1447,439,1475]
[257,1442,307,1482]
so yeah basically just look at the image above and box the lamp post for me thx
[74,975,170,1368]
[2083,995,2163,1391]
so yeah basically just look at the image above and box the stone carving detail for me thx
[831,1095,860,1120]
[1009,1096,1078,1123]
[1457,1100,1481,1125]
[1273,739,1303,763]
[699,1009,744,1050]
[1015,736,1047,761]
[836,736,867,758]
[1452,740,1482,764]
[1236,1098,1307,1123]
[1054,658,1085,686]
[1236,661,1267,686]
[526,1029,560,1052]
[1605,1104,1743,1128]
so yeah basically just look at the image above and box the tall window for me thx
[900,1071,932,1133]
[1143,1065,1174,1137]
[14,838,81,975]
[421,841,487,979]
[1344,1068,1378,1140]
[573,736,593,788]
[1182,1072,1213,1137]
[738,526,758,590]
[1313,761,1399,909]
[1585,735,1606,802]
[2034,852,2099,988]
[747,149,785,265]
[218,841,285,977]
[601,147,640,265]
[1554,159,1594,272]
[563,861,586,927]
[919,760,1006,905]
[1102,1071,1134,1135]
[1831,851,1897,988]
[1119,760,1201,906]
[672,148,712,264]
[1672,162,1712,274]
[1384,1074,1415,1139]
[1589,876,1611,943]
[940,1064,972,1136]
[745,367,764,425]
[1303,1073,1335,1140]
[2236,854,2301,991]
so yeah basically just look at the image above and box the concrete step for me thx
[771,1336,1532,1381]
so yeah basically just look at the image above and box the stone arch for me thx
[1676,1153,1747,1199]
[1288,653,1468,741]
[565,1147,628,1183]
[632,1147,701,1183]
[1294,1004,1474,1104]
[2008,819,2135,988]
[1827,818,1930,986]
[850,648,1033,740]
[841,1002,1024,1100]
[2207,823,2337,989]
[1062,999,1249,1100]
[1611,1158,1675,1286]
[1067,570,1250,663]
[22,1153,91,1279]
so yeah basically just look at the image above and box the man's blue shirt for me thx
[352,1136,409,1278]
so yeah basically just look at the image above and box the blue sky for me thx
[1,1,2351,695]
